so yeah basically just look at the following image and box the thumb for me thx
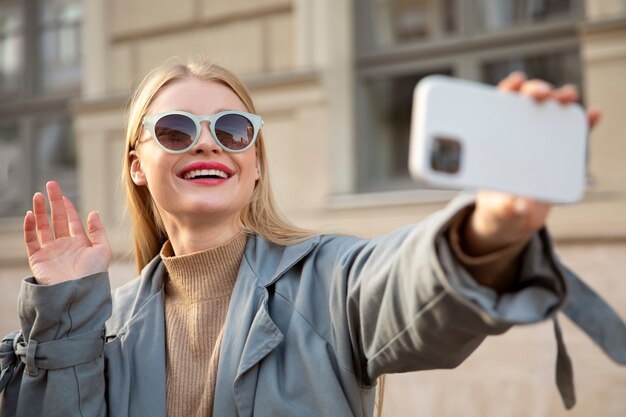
[87,211,109,247]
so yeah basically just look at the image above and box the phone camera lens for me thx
[431,137,462,174]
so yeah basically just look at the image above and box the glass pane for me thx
[370,0,457,47]
[442,0,458,33]
[39,0,83,25]
[0,4,21,32]
[471,0,583,32]
[359,69,453,191]
[0,0,22,94]
[483,50,582,90]
[33,117,78,203]
[0,34,22,87]
[39,26,81,92]
[60,3,82,24]
[0,123,26,217]
[38,0,82,93]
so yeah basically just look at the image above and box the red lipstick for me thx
[178,161,235,186]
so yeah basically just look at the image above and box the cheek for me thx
[237,151,259,182]
[141,154,176,191]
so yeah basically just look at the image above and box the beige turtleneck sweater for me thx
[160,233,247,417]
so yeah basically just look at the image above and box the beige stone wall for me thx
[582,27,626,191]
[587,0,626,20]
[104,0,295,96]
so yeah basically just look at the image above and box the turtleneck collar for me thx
[160,233,248,303]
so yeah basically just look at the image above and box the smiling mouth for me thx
[183,169,231,180]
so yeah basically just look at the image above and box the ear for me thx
[129,151,147,186]
[254,148,261,181]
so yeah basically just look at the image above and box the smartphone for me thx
[409,75,588,203]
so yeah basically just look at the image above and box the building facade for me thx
[1,0,625,415]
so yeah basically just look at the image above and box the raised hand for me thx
[23,181,112,285]
[464,72,601,256]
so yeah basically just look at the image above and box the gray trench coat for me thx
[1,196,623,417]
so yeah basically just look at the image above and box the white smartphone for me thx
[409,75,588,203]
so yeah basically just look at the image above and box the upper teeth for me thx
[184,169,229,179]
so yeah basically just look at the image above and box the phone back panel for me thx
[409,75,588,203]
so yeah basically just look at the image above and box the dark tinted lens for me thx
[154,114,196,151]
[214,114,254,151]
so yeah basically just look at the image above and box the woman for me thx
[0,58,598,417]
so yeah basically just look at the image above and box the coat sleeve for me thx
[0,272,111,417]
[330,194,567,385]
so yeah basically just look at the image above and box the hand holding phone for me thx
[409,75,589,204]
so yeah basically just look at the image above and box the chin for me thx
[184,201,242,217]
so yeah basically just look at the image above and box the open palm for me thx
[24,181,111,285]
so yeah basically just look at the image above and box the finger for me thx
[588,108,602,130]
[513,198,551,231]
[23,211,41,258]
[552,84,579,104]
[63,196,88,240]
[46,181,70,239]
[513,197,549,215]
[33,192,54,245]
[519,79,553,102]
[497,71,527,92]
[87,211,109,247]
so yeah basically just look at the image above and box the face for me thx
[129,77,260,228]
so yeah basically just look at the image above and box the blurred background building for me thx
[1,0,625,415]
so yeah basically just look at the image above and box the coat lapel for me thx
[105,258,168,417]
[231,292,284,417]
[213,235,319,417]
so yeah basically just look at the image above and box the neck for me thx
[162,215,241,256]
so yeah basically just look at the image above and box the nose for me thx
[191,122,221,154]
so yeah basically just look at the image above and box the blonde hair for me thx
[122,57,313,273]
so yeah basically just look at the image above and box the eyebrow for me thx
[174,107,236,114]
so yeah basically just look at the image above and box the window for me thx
[368,0,457,47]
[355,0,585,192]
[358,69,452,191]
[33,116,78,199]
[0,0,82,218]
[39,0,82,93]
[471,0,582,31]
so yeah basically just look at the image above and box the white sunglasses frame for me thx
[141,110,263,154]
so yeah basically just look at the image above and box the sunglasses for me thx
[141,110,262,154]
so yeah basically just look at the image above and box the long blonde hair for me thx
[122,57,313,273]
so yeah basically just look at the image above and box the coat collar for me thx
[244,234,321,287]
[109,233,320,336]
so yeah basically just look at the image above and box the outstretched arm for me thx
[333,74,600,385]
